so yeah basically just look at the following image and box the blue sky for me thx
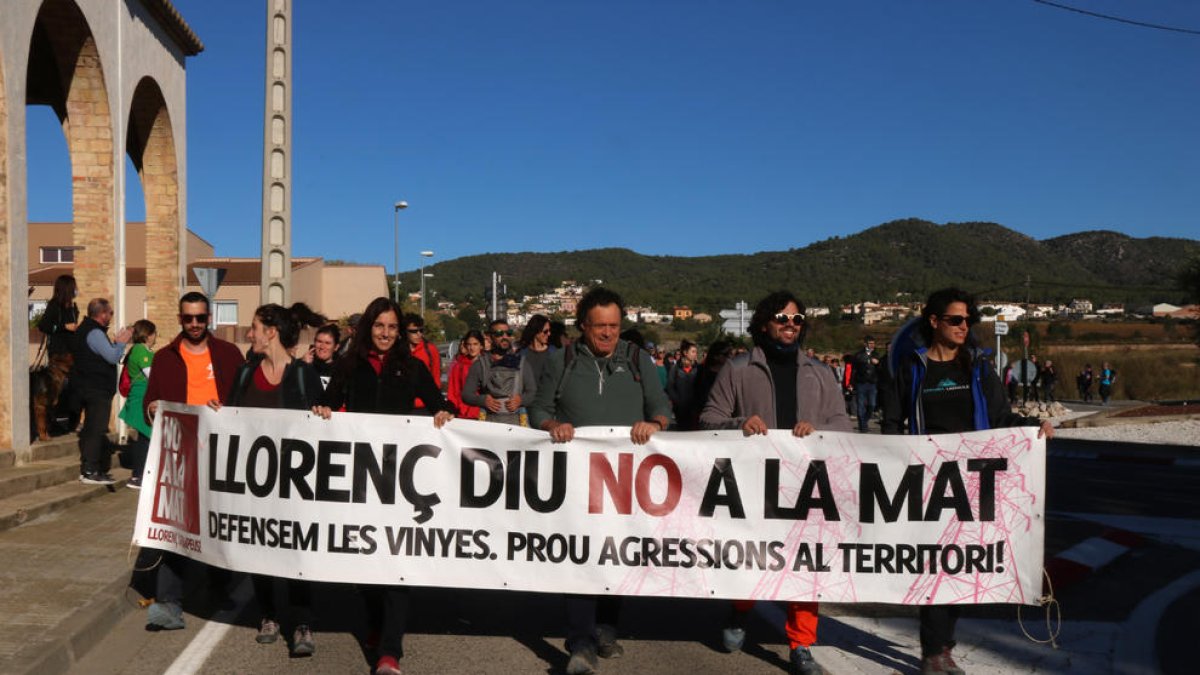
[24,0,1200,272]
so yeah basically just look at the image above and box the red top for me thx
[447,353,481,419]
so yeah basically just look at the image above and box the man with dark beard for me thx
[700,290,852,675]
[464,318,535,425]
[141,292,244,630]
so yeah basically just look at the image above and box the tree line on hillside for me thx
[393,219,1200,314]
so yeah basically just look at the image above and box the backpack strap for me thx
[553,342,577,403]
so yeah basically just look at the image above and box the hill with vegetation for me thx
[396,219,1200,314]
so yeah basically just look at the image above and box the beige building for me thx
[29,222,388,347]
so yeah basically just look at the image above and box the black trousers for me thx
[77,389,113,475]
[364,585,410,659]
[919,605,960,656]
[565,594,622,650]
[251,574,313,628]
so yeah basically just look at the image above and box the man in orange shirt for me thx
[143,292,245,630]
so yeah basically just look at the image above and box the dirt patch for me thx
[1113,404,1200,418]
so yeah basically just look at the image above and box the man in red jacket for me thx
[404,313,441,408]
[143,292,244,631]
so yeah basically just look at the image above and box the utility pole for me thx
[260,0,293,304]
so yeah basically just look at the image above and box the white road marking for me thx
[162,577,251,675]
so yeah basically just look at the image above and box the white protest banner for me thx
[133,403,1045,605]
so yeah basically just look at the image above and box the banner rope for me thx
[1017,567,1061,648]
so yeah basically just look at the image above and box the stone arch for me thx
[126,76,179,333]
[27,0,116,303]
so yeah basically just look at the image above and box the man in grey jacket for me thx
[529,287,672,675]
[700,290,852,675]
[463,318,535,425]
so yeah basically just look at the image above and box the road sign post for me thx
[993,320,1009,376]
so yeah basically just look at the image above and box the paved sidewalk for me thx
[0,485,142,675]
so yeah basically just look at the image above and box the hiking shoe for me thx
[789,645,822,675]
[81,472,115,485]
[292,624,315,656]
[721,626,746,652]
[255,618,279,644]
[595,623,624,659]
[565,643,598,675]
[127,476,142,490]
[145,601,184,631]
[921,647,965,675]
[374,655,403,675]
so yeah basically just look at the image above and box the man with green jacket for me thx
[528,286,672,675]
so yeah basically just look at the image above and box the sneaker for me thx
[374,655,402,675]
[595,623,624,659]
[127,476,142,490]
[81,472,115,485]
[721,626,746,653]
[789,645,822,675]
[145,601,185,631]
[255,618,279,644]
[565,643,598,675]
[292,624,315,656]
[921,647,965,675]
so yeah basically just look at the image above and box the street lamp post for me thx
[393,201,408,303]
[419,250,434,315]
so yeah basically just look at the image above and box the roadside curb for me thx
[5,574,138,675]
[1048,438,1200,466]
[1044,528,1145,593]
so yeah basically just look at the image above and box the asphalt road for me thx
[72,442,1200,675]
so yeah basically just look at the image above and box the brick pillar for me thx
[140,96,180,334]
[66,36,115,304]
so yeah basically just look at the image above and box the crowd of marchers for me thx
[40,276,1059,675]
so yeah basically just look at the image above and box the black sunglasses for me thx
[407,328,425,334]
[939,315,976,327]
[180,313,209,324]
[772,313,805,326]
[491,329,514,336]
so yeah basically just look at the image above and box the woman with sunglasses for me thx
[517,313,555,390]
[882,287,1053,675]
[313,297,454,675]
[700,290,852,675]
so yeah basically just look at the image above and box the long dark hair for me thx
[354,297,409,363]
[749,290,807,348]
[255,303,327,350]
[459,329,485,358]
[519,314,550,348]
[51,275,76,308]
[919,287,981,369]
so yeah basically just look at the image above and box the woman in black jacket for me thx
[882,288,1052,675]
[314,297,453,675]
[219,302,325,656]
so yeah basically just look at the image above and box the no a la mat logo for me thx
[150,411,200,535]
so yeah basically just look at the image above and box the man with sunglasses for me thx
[403,314,442,409]
[700,290,852,675]
[141,291,245,630]
[464,318,534,425]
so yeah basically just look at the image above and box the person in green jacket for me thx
[529,287,672,675]
[118,320,156,489]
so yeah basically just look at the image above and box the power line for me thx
[1032,0,1200,36]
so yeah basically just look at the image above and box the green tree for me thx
[456,306,483,332]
